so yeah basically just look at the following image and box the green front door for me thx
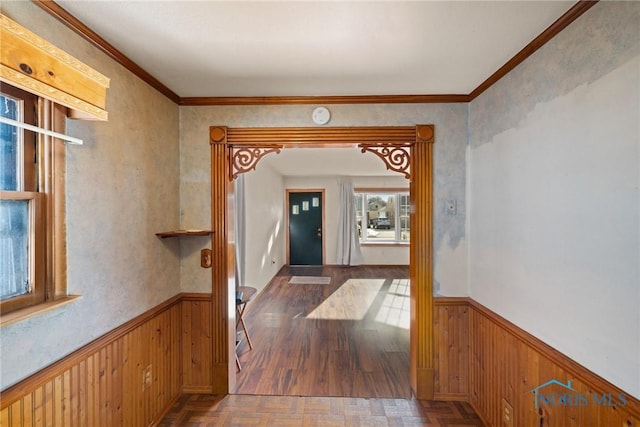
[288,191,323,265]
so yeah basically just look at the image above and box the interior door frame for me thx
[286,188,326,265]
[209,125,435,398]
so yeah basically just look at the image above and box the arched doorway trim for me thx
[209,125,435,399]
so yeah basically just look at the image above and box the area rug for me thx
[289,266,323,276]
[288,276,331,285]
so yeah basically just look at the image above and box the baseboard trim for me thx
[468,399,491,427]
[150,392,182,427]
[434,392,469,402]
[415,367,435,400]
[183,386,215,394]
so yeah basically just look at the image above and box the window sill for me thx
[1,295,82,327]
[360,242,410,247]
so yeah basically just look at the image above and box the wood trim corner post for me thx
[411,124,435,399]
[209,126,237,393]
[210,125,435,397]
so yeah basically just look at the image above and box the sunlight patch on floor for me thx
[306,278,385,320]
[375,279,410,330]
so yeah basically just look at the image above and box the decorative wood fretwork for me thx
[229,145,282,180]
[211,126,284,180]
[359,143,412,179]
[223,126,422,181]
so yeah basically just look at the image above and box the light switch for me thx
[201,249,212,268]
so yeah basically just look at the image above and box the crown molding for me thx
[32,0,181,104]
[33,0,596,106]
[469,0,598,101]
[180,94,469,106]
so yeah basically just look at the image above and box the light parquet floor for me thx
[159,394,484,426]
[235,265,412,398]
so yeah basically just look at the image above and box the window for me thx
[1,83,67,318]
[355,189,410,244]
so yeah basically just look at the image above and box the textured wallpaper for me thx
[0,2,181,390]
[179,103,469,296]
[470,1,640,147]
[1,0,471,392]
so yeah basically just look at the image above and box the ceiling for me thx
[260,147,399,177]
[47,1,579,177]
[55,0,576,98]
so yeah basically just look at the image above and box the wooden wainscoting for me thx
[3,294,638,426]
[0,293,215,426]
[181,293,213,394]
[434,297,640,426]
[434,298,470,401]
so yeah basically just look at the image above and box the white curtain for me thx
[234,174,246,288]
[336,181,363,265]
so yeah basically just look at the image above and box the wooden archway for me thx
[209,125,435,399]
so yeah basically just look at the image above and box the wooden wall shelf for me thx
[156,230,213,238]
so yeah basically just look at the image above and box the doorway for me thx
[208,125,435,399]
[287,190,324,265]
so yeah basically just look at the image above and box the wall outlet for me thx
[142,364,152,391]
[502,398,514,427]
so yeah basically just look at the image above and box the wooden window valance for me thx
[1,14,110,121]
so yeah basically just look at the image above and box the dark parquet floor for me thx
[159,394,484,426]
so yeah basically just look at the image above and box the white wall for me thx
[1,3,181,390]
[243,164,286,294]
[469,1,640,398]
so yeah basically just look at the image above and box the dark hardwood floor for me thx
[234,265,411,398]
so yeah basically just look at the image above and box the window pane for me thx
[1,94,20,191]
[400,194,410,242]
[357,191,410,243]
[365,194,394,241]
[0,199,30,299]
[354,193,363,237]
